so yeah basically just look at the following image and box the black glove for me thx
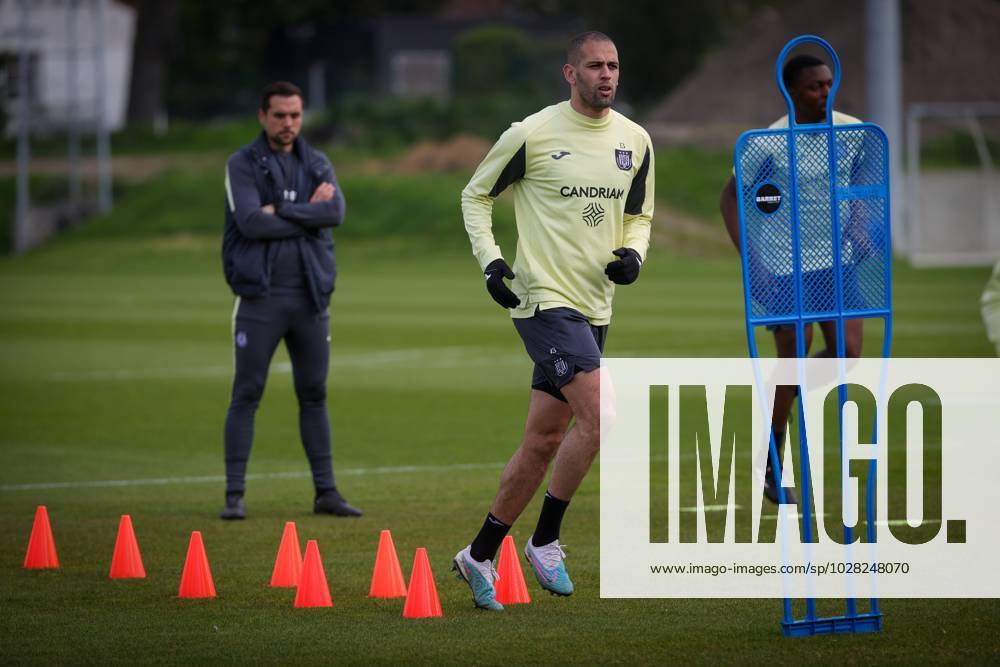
[484,258,521,309]
[604,247,642,285]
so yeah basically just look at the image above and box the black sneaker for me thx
[763,458,799,505]
[220,493,246,520]
[314,489,362,517]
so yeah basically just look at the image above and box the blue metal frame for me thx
[733,34,892,637]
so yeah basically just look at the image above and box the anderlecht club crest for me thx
[614,148,632,171]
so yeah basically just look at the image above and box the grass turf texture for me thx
[1,158,998,663]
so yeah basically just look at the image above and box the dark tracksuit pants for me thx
[224,291,335,495]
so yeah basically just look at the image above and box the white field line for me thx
[677,506,836,522]
[0,461,505,492]
[875,518,941,526]
[5,464,929,531]
[658,506,924,524]
[48,365,248,382]
[45,347,525,382]
[0,453,793,492]
[679,504,743,512]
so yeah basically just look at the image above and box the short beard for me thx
[577,78,615,110]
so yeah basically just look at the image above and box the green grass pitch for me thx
[1,193,998,662]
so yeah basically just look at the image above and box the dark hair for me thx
[567,31,614,66]
[782,54,826,89]
[260,81,303,112]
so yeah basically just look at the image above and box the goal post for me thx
[904,102,1000,267]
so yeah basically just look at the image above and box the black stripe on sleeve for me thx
[488,142,527,197]
[624,147,651,215]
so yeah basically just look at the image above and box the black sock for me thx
[469,512,510,562]
[766,430,786,475]
[532,491,570,547]
[764,431,785,485]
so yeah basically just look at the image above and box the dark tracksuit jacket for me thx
[222,132,345,310]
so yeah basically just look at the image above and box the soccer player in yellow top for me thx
[452,31,655,611]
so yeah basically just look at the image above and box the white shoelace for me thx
[471,556,500,583]
[534,542,567,571]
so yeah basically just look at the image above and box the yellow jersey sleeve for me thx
[461,121,529,271]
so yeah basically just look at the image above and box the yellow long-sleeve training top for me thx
[461,101,655,326]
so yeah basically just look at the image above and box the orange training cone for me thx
[402,547,442,618]
[109,514,146,579]
[294,540,333,608]
[368,529,407,598]
[178,531,216,598]
[270,522,302,588]
[495,535,531,605]
[23,505,59,569]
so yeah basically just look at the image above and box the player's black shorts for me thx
[512,307,607,403]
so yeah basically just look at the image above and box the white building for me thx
[0,0,136,134]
